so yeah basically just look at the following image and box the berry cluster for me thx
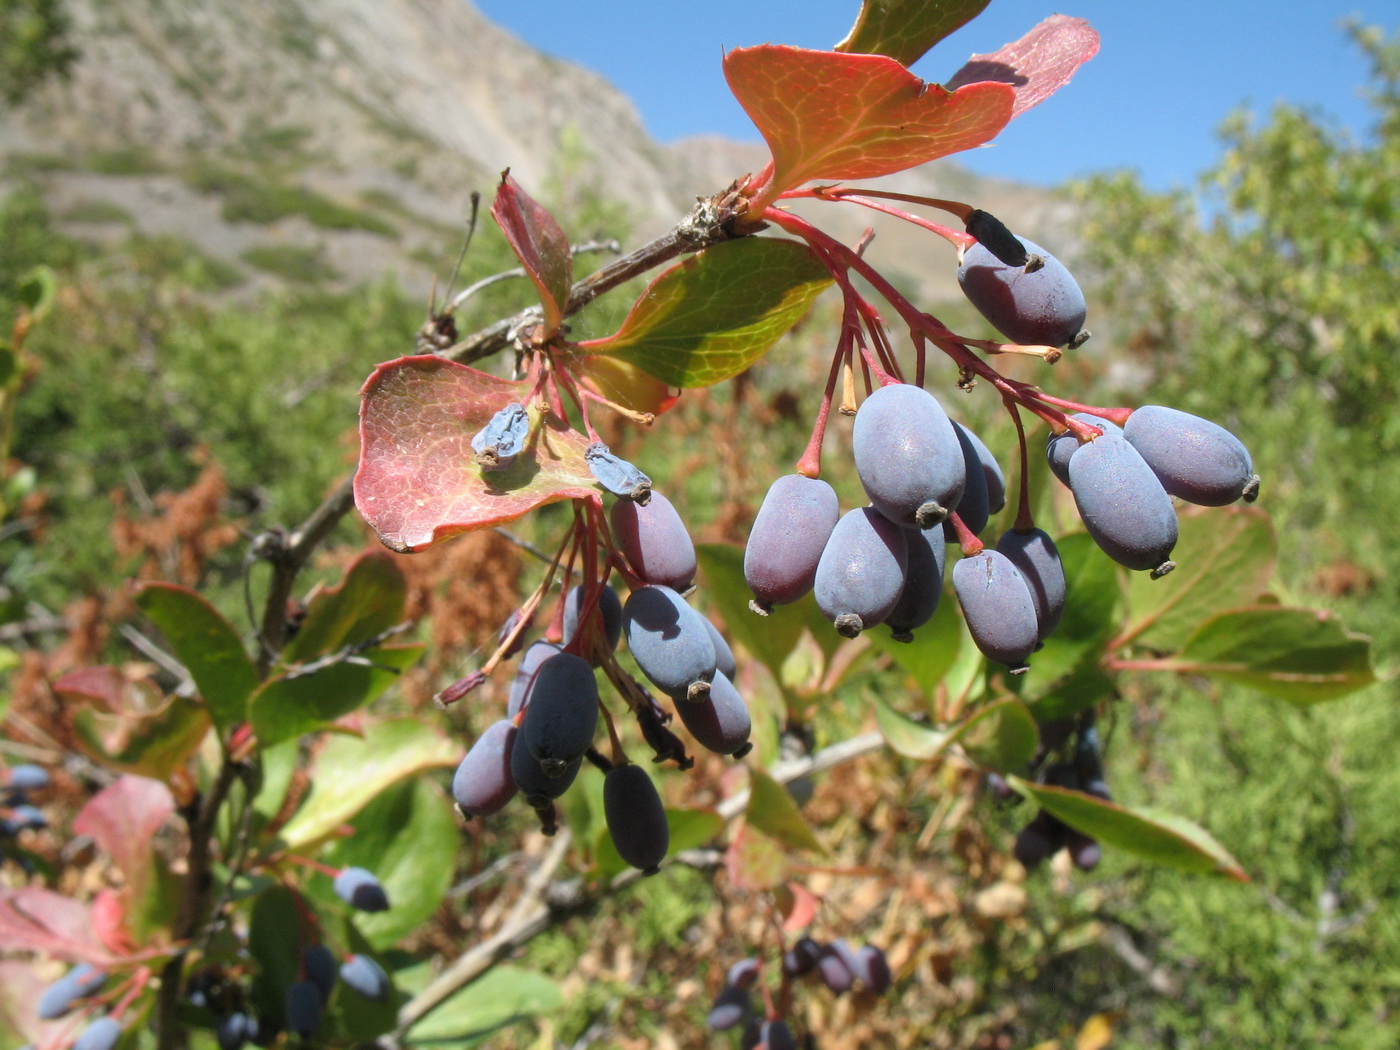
[448,482,751,875]
[707,939,891,1047]
[3,762,50,866]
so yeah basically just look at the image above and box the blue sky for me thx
[471,0,1389,191]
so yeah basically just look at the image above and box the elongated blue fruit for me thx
[855,944,892,993]
[958,236,1087,347]
[707,984,751,1031]
[585,442,652,502]
[996,527,1066,641]
[757,1019,798,1050]
[7,763,50,791]
[623,585,717,701]
[216,1011,254,1050]
[285,980,324,1038]
[943,422,991,539]
[1068,435,1178,576]
[743,474,840,612]
[302,944,338,1001]
[562,583,623,656]
[1046,412,1120,487]
[604,764,669,874]
[952,550,1039,672]
[453,719,518,816]
[852,384,964,528]
[959,424,1006,514]
[470,401,529,471]
[334,867,390,912]
[610,491,696,591]
[508,641,562,718]
[72,1017,123,1050]
[1123,405,1259,505]
[702,616,736,681]
[673,671,752,757]
[340,954,391,1001]
[814,507,909,637]
[888,525,946,641]
[510,731,580,804]
[38,963,107,1019]
[519,652,599,775]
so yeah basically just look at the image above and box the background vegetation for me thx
[1,12,1395,1050]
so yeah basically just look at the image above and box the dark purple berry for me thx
[333,867,389,912]
[744,474,840,611]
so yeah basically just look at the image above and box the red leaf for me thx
[92,889,138,955]
[73,775,176,891]
[724,46,1014,203]
[492,172,573,338]
[0,888,113,965]
[355,355,597,552]
[945,15,1100,120]
[780,880,820,932]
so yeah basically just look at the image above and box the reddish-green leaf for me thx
[747,766,825,854]
[355,355,597,552]
[1121,505,1275,651]
[492,172,573,338]
[283,549,408,662]
[73,775,179,942]
[1161,607,1375,704]
[1008,776,1249,881]
[724,46,1014,200]
[725,822,791,892]
[578,354,681,418]
[135,582,257,734]
[836,0,991,67]
[278,718,459,849]
[583,237,832,388]
[945,14,1100,120]
[56,665,210,783]
[249,643,424,747]
[0,887,114,965]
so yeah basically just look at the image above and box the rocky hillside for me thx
[0,0,1075,297]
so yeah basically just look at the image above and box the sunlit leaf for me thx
[1162,607,1375,703]
[747,766,825,854]
[1121,506,1275,651]
[249,643,424,747]
[283,549,409,663]
[836,0,990,67]
[945,14,1101,120]
[874,695,1037,771]
[135,582,257,734]
[578,353,680,417]
[278,719,458,849]
[725,45,1014,199]
[313,777,458,949]
[407,965,562,1045]
[584,238,832,388]
[865,587,964,699]
[1009,776,1249,880]
[492,172,572,337]
[355,355,597,552]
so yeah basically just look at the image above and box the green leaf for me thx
[252,738,301,821]
[283,549,408,663]
[249,643,424,747]
[314,777,458,949]
[746,766,824,854]
[585,237,832,388]
[594,806,725,880]
[1121,506,1275,651]
[136,582,258,735]
[16,265,57,318]
[874,695,1037,772]
[248,884,302,1029]
[278,718,459,850]
[864,586,964,698]
[1024,660,1116,723]
[694,543,807,683]
[406,965,563,1045]
[725,822,792,892]
[1164,606,1375,703]
[1008,776,1249,880]
[0,345,15,386]
[836,0,991,67]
